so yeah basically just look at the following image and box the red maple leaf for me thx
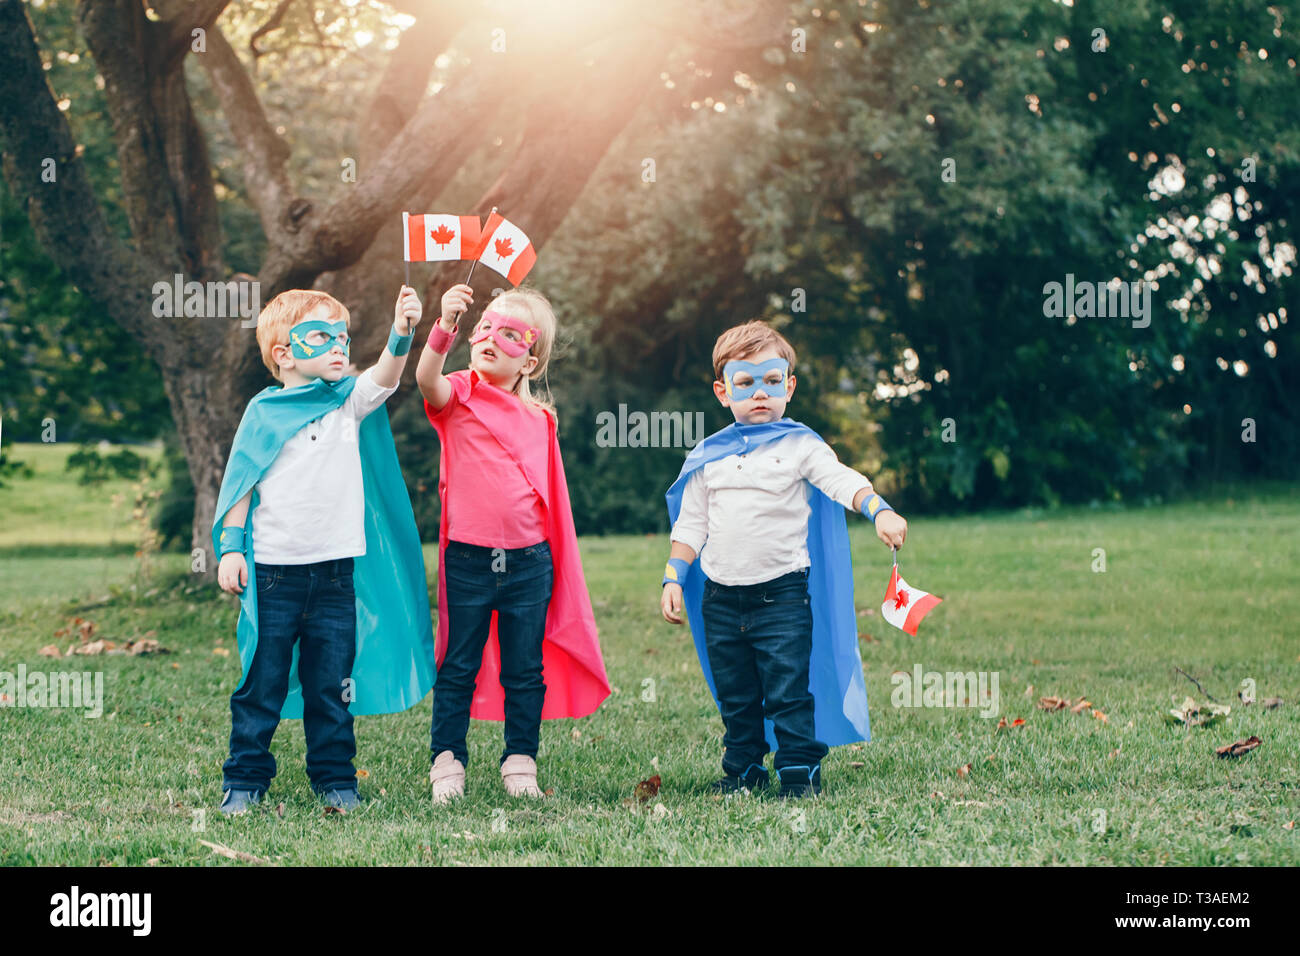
[429,224,456,247]
[893,589,909,611]
[494,236,514,258]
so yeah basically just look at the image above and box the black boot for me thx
[710,762,770,794]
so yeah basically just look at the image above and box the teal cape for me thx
[212,375,436,718]
[665,418,871,748]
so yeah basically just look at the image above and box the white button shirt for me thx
[251,368,397,564]
[670,431,873,586]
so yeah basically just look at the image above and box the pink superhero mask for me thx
[468,310,539,358]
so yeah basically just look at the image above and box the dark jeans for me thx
[222,557,358,795]
[701,568,829,774]
[431,539,553,767]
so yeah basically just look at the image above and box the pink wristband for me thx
[426,322,458,354]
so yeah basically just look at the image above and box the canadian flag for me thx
[881,561,942,635]
[471,211,537,286]
[403,212,482,262]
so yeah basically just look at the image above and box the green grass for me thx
[0,442,1297,865]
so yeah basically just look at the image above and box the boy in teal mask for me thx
[662,321,908,798]
[213,287,435,814]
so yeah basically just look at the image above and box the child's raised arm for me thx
[371,285,423,389]
[416,283,473,410]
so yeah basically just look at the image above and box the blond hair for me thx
[484,287,558,424]
[255,290,351,381]
[711,320,797,381]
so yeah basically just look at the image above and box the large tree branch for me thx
[200,25,295,244]
[158,0,233,71]
[0,0,163,355]
[356,4,472,168]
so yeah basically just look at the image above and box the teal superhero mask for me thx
[723,357,790,401]
[289,320,350,359]
[211,375,435,717]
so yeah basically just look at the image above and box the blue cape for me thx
[212,375,436,718]
[665,418,871,748]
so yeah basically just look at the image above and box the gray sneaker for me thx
[320,787,360,811]
[219,788,263,815]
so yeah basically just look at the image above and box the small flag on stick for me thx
[881,550,942,635]
[403,212,483,262]
[470,211,537,286]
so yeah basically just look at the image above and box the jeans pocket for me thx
[256,567,280,595]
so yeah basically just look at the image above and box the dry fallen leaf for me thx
[1283,820,1294,831]
[1093,710,1110,724]
[126,638,166,655]
[74,640,106,656]
[212,647,231,657]
[323,805,346,816]
[37,645,61,658]
[849,761,865,769]
[957,764,972,777]
[276,803,285,818]
[1262,697,1283,709]
[1070,697,1092,714]
[1011,717,1026,727]
[634,775,662,803]
[1215,735,1262,759]
[355,769,370,779]
[1038,696,1069,711]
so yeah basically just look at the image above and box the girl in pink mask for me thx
[415,284,610,804]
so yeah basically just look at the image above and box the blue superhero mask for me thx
[289,320,350,360]
[723,357,791,402]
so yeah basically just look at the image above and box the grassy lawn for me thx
[1,442,1297,865]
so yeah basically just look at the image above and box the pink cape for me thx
[425,369,610,720]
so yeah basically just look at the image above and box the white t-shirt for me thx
[251,369,398,565]
[670,432,873,586]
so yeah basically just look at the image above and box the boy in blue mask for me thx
[662,321,908,798]
[213,287,436,814]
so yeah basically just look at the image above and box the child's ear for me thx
[272,342,293,372]
[712,380,730,406]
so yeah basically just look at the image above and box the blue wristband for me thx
[218,526,245,556]
[662,557,691,588]
[387,326,414,356]
[860,493,894,523]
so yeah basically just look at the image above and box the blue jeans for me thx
[701,568,829,774]
[431,540,553,767]
[222,557,358,795]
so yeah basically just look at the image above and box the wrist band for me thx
[426,322,457,355]
[387,327,414,356]
[218,526,245,556]
[662,557,691,588]
[860,492,894,523]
